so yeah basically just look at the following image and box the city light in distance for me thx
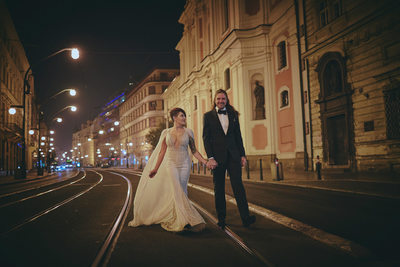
[29,130,35,135]
[41,137,46,141]
[50,130,55,134]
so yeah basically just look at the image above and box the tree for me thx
[145,121,173,149]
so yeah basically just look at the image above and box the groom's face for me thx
[215,93,227,110]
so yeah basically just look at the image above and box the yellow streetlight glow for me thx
[71,48,79,59]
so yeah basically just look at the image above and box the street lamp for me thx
[15,47,80,179]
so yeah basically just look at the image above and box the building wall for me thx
[119,68,179,168]
[0,0,35,175]
[164,0,305,171]
[303,0,400,172]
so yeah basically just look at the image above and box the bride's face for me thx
[174,112,186,126]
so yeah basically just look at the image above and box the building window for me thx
[223,0,229,31]
[224,68,230,90]
[277,41,287,70]
[194,95,198,110]
[319,0,329,27]
[280,90,289,108]
[160,72,168,80]
[323,60,343,96]
[319,0,342,27]
[149,101,157,111]
[384,87,400,139]
[149,117,157,127]
[148,86,156,95]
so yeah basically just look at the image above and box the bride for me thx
[128,108,208,232]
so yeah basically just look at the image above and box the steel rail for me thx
[191,200,274,267]
[0,172,86,209]
[0,170,81,199]
[0,170,103,236]
[91,170,133,267]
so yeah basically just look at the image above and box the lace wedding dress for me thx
[128,128,205,232]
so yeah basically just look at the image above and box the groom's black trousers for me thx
[212,152,250,222]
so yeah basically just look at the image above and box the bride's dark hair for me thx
[169,107,186,121]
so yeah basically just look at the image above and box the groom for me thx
[203,89,256,229]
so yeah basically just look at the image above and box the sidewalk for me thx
[0,170,62,186]
[189,166,400,199]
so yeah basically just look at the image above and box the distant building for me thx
[72,92,125,167]
[119,68,179,168]
[0,0,37,175]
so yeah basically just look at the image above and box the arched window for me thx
[323,60,343,96]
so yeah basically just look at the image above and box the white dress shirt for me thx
[216,107,229,135]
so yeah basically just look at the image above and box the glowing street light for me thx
[50,130,55,135]
[8,107,17,115]
[56,118,63,123]
[71,48,79,59]
[114,121,120,126]
[29,130,35,135]
[70,106,77,112]
[69,89,77,96]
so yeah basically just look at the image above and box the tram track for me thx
[91,170,133,267]
[0,171,86,209]
[0,170,102,237]
[109,168,275,266]
[0,170,81,199]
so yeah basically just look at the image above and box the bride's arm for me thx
[188,136,208,165]
[149,137,167,178]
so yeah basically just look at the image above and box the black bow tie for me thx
[217,109,227,115]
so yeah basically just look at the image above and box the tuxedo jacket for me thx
[202,108,246,164]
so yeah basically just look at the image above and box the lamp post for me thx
[13,47,79,179]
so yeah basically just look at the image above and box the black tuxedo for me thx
[203,108,250,223]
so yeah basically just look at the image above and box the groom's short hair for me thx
[170,107,186,121]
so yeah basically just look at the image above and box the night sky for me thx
[5,0,186,154]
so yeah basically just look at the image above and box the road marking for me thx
[188,183,372,258]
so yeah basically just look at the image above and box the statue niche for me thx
[253,80,265,120]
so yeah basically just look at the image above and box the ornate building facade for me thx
[164,0,307,172]
[164,0,400,174]
[0,0,37,175]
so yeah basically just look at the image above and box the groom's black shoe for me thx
[217,219,226,229]
[243,215,256,228]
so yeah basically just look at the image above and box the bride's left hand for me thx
[149,169,157,178]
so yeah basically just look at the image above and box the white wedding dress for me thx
[128,127,205,232]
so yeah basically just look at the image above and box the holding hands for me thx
[206,158,218,170]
